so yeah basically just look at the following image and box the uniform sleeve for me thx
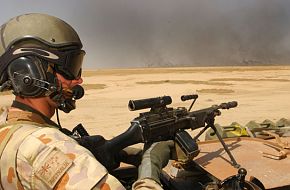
[16,127,125,190]
[132,178,163,190]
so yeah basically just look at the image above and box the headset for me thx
[5,56,57,97]
[0,46,85,113]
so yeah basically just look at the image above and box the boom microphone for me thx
[72,85,85,100]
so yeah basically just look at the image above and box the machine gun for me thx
[128,95,239,167]
[76,94,240,171]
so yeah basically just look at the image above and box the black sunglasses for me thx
[54,49,85,80]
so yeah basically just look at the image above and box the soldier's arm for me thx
[16,127,125,190]
[131,141,174,190]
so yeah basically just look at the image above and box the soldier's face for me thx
[56,73,83,90]
[47,73,83,109]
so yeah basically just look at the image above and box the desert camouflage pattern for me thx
[132,178,163,190]
[0,107,125,190]
[0,107,8,125]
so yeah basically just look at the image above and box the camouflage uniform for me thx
[0,107,163,190]
[0,107,125,190]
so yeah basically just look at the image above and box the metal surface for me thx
[195,137,290,189]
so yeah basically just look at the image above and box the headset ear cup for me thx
[7,56,48,97]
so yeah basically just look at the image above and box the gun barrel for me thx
[219,101,238,109]
[128,96,172,111]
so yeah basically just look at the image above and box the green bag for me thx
[205,122,249,140]
[205,118,290,141]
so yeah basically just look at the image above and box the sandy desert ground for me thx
[1,66,289,141]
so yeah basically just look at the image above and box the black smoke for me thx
[78,0,290,67]
[2,0,290,68]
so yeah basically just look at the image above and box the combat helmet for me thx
[0,13,85,98]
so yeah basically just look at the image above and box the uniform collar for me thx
[10,101,59,128]
[7,107,47,124]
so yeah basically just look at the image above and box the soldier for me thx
[0,13,172,189]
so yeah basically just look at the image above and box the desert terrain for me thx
[1,66,289,141]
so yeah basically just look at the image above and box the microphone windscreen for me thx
[72,85,84,99]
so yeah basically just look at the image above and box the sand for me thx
[1,66,289,141]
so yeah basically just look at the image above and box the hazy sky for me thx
[1,0,290,68]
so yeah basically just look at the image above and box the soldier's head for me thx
[0,13,85,114]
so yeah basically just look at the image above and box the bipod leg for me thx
[193,125,210,142]
[211,124,240,168]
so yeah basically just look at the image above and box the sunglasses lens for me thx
[66,50,85,79]
[57,50,85,80]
